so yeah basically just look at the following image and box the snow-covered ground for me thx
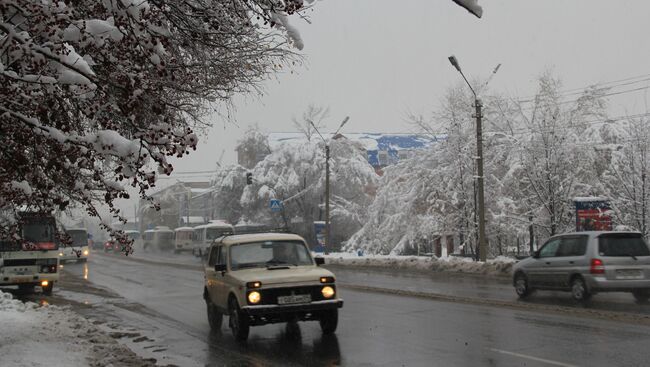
[0,290,156,367]
[320,252,517,277]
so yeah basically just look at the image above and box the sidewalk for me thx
[321,252,516,277]
[0,290,157,367]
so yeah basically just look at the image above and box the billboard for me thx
[574,197,612,231]
[313,221,326,253]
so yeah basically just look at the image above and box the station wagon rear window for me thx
[598,233,650,257]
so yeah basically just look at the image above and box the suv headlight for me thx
[321,286,335,299]
[247,291,261,304]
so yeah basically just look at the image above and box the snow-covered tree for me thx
[236,125,271,169]
[499,72,608,238]
[239,135,377,248]
[596,116,650,237]
[209,164,248,224]
[348,73,610,257]
[346,84,483,255]
[292,104,329,142]
[0,0,310,244]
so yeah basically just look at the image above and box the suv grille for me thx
[258,285,329,305]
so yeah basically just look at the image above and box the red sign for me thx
[576,208,612,231]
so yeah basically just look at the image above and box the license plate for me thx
[12,277,31,283]
[277,294,311,305]
[616,269,644,280]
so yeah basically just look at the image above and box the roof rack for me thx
[219,227,294,238]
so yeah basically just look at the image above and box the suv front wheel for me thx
[228,297,250,341]
[319,309,338,334]
[206,299,223,332]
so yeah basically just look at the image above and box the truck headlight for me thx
[321,286,335,299]
[248,291,261,304]
[83,250,89,256]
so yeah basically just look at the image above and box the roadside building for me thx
[138,181,210,231]
[264,132,442,174]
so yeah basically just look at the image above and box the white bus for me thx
[61,228,90,262]
[174,227,194,253]
[143,226,174,252]
[192,221,234,257]
[0,212,59,295]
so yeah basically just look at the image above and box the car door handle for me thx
[568,261,574,264]
[545,262,551,265]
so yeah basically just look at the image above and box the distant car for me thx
[203,232,343,341]
[513,231,650,302]
[103,239,120,253]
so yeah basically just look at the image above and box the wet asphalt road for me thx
[17,254,650,366]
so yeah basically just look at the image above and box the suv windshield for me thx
[598,233,650,257]
[230,240,313,270]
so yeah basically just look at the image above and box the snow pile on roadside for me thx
[0,290,157,367]
[319,253,517,276]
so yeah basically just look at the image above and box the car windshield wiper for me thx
[265,260,298,268]
[235,263,264,270]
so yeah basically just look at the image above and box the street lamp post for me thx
[310,116,349,254]
[448,55,499,262]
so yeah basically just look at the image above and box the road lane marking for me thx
[488,348,579,367]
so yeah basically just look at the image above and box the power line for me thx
[516,72,650,103]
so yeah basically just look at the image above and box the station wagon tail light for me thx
[41,280,49,287]
[320,277,335,284]
[590,258,605,274]
[247,291,261,304]
[246,281,262,289]
[321,286,335,299]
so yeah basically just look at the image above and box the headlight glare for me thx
[321,286,335,298]
[248,291,261,304]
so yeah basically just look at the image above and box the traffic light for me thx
[246,172,253,185]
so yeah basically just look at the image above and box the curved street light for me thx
[310,116,350,254]
[448,55,500,262]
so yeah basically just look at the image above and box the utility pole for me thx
[310,116,349,255]
[325,145,330,254]
[448,55,500,262]
[529,215,534,255]
[474,98,487,262]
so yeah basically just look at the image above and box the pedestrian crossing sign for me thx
[270,199,283,212]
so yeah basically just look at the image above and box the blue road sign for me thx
[270,199,283,212]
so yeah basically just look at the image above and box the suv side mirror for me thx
[315,257,325,266]
[214,264,227,272]
[532,250,540,259]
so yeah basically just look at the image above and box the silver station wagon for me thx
[513,231,650,302]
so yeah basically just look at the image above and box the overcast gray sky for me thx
[163,0,650,181]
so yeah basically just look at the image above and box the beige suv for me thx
[202,232,343,341]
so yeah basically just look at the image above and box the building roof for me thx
[267,132,443,152]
